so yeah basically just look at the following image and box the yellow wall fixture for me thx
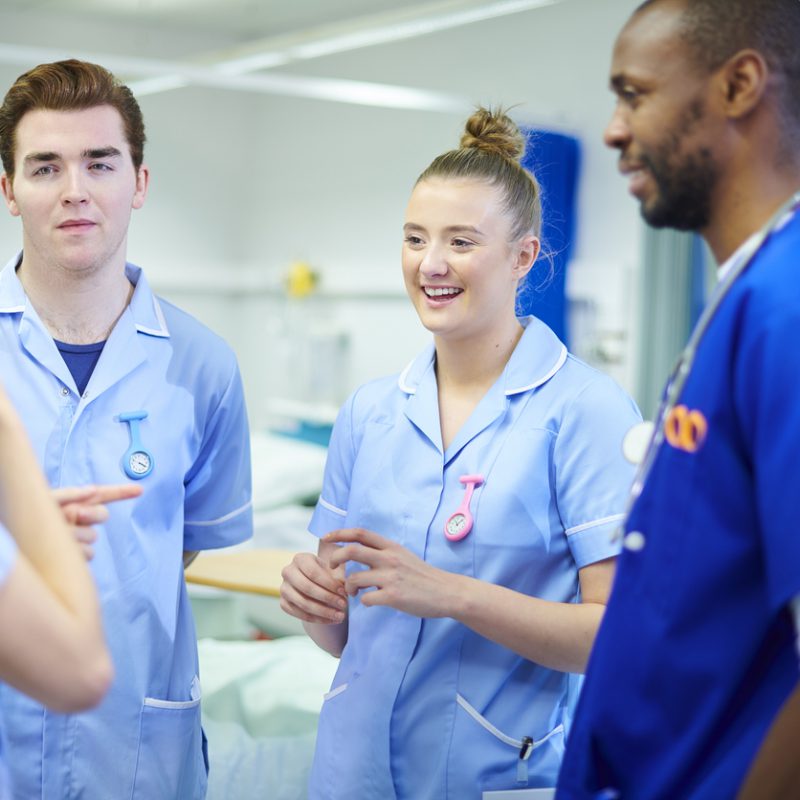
[285,260,319,299]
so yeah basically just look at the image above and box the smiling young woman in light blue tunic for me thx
[280,107,640,799]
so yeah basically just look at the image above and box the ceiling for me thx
[1,0,460,40]
[0,0,581,110]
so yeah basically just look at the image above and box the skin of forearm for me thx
[443,572,605,674]
[0,397,101,620]
[303,617,348,658]
[737,683,800,800]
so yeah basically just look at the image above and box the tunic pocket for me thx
[453,693,563,792]
[132,684,206,800]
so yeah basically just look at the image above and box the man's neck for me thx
[16,254,134,345]
[703,159,800,264]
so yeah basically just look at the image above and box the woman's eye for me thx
[452,238,472,248]
[404,235,424,246]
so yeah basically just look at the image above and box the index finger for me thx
[323,527,389,550]
[52,485,100,505]
[54,483,143,505]
[86,483,144,503]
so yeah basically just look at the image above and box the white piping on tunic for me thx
[565,514,625,537]
[143,696,201,709]
[135,296,171,338]
[185,499,252,527]
[398,345,568,396]
[318,496,347,517]
[505,346,568,396]
[456,693,564,751]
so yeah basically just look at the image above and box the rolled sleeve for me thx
[309,393,357,539]
[555,374,640,569]
[566,514,626,568]
[183,363,253,551]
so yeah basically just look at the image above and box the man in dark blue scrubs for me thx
[557,1,800,798]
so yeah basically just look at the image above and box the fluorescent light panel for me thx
[0,0,561,108]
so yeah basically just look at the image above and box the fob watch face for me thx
[446,514,467,535]
[129,451,152,475]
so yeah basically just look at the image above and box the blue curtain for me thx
[517,129,582,346]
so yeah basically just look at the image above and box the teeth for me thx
[424,287,462,297]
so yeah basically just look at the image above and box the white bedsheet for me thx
[250,432,328,511]
[200,636,338,799]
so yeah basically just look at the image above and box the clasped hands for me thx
[280,528,459,625]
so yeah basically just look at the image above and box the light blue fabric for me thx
[308,317,640,799]
[0,523,17,587]
[0,256,253,800]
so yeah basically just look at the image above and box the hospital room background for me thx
[0,0,712,796]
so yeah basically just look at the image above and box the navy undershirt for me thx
[54,339,106,396]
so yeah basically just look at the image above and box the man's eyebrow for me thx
[609,74,627,92]
[23,151,60,164]
[83,147,122,159]
[22,146,123,165]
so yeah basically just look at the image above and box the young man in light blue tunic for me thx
[0,60,253,799]
[557,1,800,798]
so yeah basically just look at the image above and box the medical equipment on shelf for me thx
[444,474,484,541]
[119,410,154,479]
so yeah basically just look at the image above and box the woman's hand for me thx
[280,551,348,625]
[324,528,458,619]
[53,484,143,560]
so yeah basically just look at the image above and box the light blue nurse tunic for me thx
[308,316,640,799]
[0,257,253,800]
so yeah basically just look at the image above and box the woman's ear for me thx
[513,234,540,280]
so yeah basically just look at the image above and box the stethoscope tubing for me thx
[626,189,800,516]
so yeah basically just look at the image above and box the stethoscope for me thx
[119,410,155,479]
[622,189,800,518]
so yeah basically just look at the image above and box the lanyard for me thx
[627,189,800,515]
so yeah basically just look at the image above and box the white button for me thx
[622,421,655,465]
[623,531,646,551]
[60,386,69,397]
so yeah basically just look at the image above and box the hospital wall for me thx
[0,0,644,428]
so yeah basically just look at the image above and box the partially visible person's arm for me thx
[281,539,348,657]
[737,596,800,799]
[737,682,800,799]
[0,387,113,712]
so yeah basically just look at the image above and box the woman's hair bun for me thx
[459,106,525,163]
